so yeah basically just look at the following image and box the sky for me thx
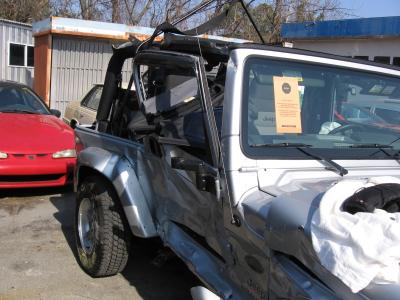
[339,0,400,18]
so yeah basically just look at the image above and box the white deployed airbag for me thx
[311,176,400,293]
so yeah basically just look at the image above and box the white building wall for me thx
[50,36,132,114]
[0,19,34,86]
[292,38,400,64]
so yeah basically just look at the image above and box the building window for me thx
[9,43,25,66]
[27,46,34,67]
[354,56,369,61]
[393,57,400,67]
[374,56,390,64]
[9,43,34,67]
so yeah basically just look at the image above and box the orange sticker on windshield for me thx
[273,76,302,134]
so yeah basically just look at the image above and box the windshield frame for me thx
[240,54,400,160]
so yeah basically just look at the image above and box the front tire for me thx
[75,175,131,277]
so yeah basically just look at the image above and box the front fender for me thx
[77,146,157,238]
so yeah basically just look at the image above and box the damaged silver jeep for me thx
[73,2,400,299]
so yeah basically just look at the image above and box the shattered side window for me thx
[139,64,199,115]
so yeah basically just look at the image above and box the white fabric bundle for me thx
[311,176,400,293]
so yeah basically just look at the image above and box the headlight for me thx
[0,152,7,159]
[52,149,76,159]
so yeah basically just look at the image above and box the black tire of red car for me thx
[74,175,131,277]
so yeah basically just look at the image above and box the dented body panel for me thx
[76,127,157,238]
[74,37,400,299]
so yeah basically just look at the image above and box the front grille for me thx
[11,154,49,159]
[0,174,63,182]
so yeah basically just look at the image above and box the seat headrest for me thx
[249,80,274,100]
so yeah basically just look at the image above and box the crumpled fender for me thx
[264,190,318,258]
[262,189,375,299]
[77,146,157,238]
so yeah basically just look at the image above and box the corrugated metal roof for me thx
[33,17,150,40]
[282,16,400,40]
[0,18,32,28]
[32,17,247,43]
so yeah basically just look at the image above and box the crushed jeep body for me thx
[72,15,400,300]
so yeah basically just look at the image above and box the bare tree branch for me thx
[133,0,153,24]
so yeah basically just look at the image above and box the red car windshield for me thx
[0,85,50,114]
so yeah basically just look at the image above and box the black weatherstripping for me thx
[349,143,393,148]
[251,142,311,148]
[351,143,400,160]
[161,33,231,66]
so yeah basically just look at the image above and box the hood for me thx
[242,177,334,266]
[241,176,400,299]
[242,179,329,248]
[240,183,338,298]
[0,113,75,154]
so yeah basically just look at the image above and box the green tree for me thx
[220,0,345,43]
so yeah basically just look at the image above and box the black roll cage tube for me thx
[96,0,265,132]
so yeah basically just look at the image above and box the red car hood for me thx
[0,113,75,154]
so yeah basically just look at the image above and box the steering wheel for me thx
[328,123,366,135]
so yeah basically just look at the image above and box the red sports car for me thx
[0,81,76,188]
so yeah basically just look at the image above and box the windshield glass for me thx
[242,57,400,159]
[0,85,50,114]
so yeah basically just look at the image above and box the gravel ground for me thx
[0,187,198,300]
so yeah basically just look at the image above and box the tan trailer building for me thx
[32,17,158,114]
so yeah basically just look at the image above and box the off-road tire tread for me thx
[76,175,131,277]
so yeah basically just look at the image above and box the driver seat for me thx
[248,79,276,135]
[301,87,331,134]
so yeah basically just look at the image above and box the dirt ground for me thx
[0,187,199,300]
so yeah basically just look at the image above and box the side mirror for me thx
[71,121,95,130]
[50,109,61,118]
[171,157,218,194]
[70,119,78,129]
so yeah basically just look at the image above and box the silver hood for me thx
[241,176,400,300]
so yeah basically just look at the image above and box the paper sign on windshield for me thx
[273,76,302,134]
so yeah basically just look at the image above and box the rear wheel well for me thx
[77,164,158,238]
[78,166,110,188]
[75,173,132,277]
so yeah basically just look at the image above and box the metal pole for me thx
[136,0,218,52]
[239,0,266,44]
[171,0,219,26]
